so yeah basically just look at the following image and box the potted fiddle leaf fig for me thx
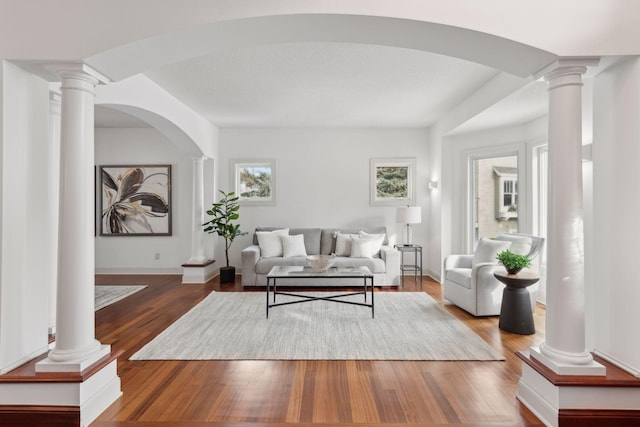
[496,249,531,275]
[203,190,247,283]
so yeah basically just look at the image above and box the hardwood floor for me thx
[91,274,546,427]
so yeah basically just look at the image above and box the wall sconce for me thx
[428,180,439,190]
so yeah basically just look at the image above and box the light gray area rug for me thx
[95,285,147,311]
[131,292,504,361]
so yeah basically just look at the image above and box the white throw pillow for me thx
[359,231,385,257]
[334,232,359,256]
[472,237,511,267]
[350,237,376,258]
[256,228,289,258]
[282,234,307,257]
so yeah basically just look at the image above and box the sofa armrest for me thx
[241,245,261,286]
[380,245,400,286]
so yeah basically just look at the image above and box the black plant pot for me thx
[506,267,523,275]
[220,266,236,283]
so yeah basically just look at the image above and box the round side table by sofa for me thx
[493,270,540,335]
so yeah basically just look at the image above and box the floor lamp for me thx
[396,206,422,246]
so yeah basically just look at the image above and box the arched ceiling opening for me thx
[87,14,556,81]
[86,14,557,129]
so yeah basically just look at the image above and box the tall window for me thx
[472,155,518,245]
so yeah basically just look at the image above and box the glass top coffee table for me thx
[266,266,374,318]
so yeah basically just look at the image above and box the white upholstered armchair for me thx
[441,234,545,316]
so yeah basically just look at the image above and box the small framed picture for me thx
[231,159,276,205]
[370,158,416,206]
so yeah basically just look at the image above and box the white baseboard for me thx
[424,269,441,283]
[594,349,640,378]
[0,344,50,375]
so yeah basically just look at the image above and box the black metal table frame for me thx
[266,268,374,318]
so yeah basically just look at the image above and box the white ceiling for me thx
[448,80,549,136]
[96,41,548,130]
[95,106,150,128]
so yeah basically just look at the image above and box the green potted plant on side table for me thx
[203,190,247,283]
[496,249,531,275]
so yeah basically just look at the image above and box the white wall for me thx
[95,128,201,274]
[0,62,51,372]
[591,56,640,376]
[219,128,430,271]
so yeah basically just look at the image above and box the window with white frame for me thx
[470,155,519,248]
[494,167,518,219]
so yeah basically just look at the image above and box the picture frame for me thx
[230,159,276,205]
[370,158,416,206]
[100,164,172,236]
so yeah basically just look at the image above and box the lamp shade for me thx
[396,206,422,224]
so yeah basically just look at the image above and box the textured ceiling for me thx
[144,42,501,128]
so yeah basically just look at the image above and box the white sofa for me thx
[241,226,401,287]
[441,233,544,316]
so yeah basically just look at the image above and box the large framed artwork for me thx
[100,165,172,236]
[370,158,416,206]
[230,159,276,205]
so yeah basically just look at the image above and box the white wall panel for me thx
[591,56,640,376]
[219,128,429,271]
[95,128,194,274]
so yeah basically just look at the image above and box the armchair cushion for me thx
[472,237,511,267]
[446,268,472,289]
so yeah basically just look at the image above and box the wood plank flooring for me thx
[91,274,546,427]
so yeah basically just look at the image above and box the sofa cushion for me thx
[254,227,321,255]
[334,232,359,256]
[320,227,388,255]
[350,237,374,258]
[282,234,307,257]
[472,237,511,267]
[446,268,472,289]
[358,231,385,257]
[256,228,289,257]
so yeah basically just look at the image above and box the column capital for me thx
[535,57,600,82]
[45,62,110,86]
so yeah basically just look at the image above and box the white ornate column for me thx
[182,157,215,283]
[47,91,61,335]
[188,157,208,264]
[37,64,111,371]
[529,58,605,376]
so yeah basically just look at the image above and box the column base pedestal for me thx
[0,349,122,427]
[36,344,111,373]
[517,351,640,427]
[182,259,216,284]
[530,345,606,376]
